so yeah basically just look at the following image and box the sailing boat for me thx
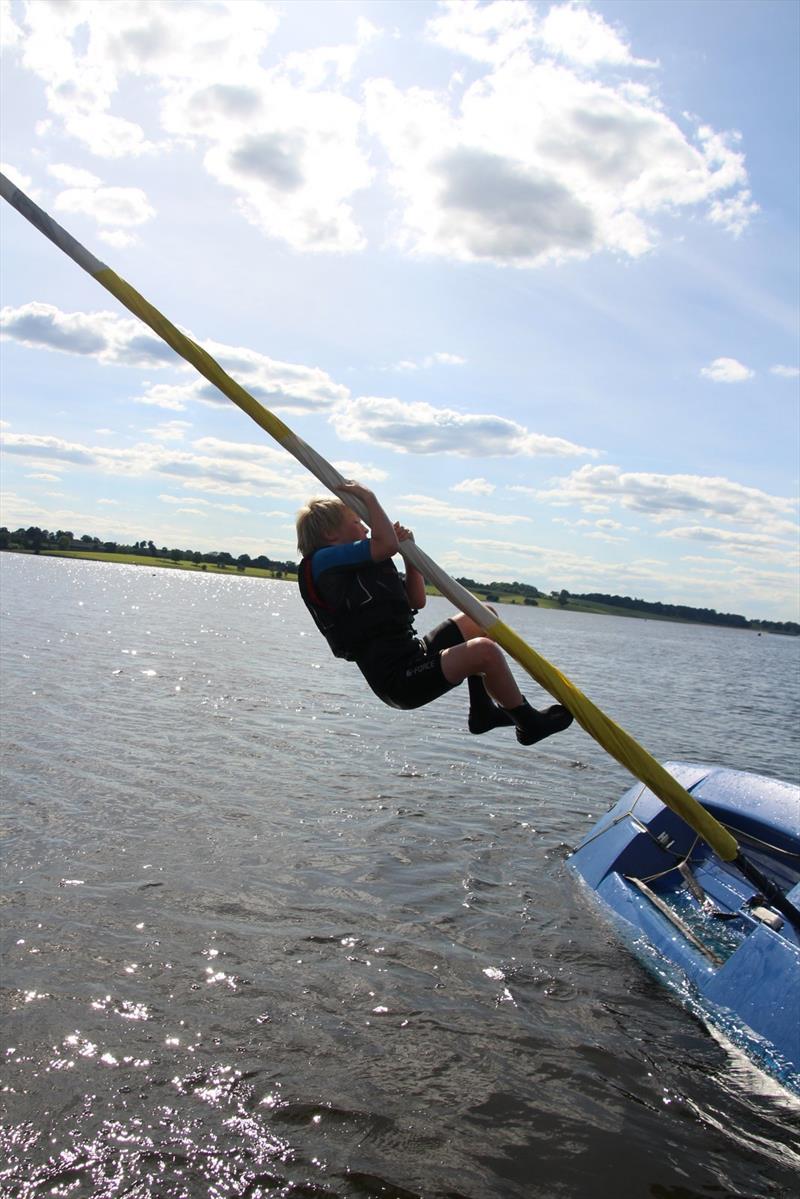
[569,762,800,1093]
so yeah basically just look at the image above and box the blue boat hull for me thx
[568,762,800,1092]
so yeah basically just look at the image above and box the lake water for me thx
[1,553,799,1199]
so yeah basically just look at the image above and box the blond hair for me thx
[296,496,348,558]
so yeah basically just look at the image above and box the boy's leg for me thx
[441,638,573,745]
[446,611,516,733]
[419,618,513,728]
[450,611,494,641]
[422,617,509,731]
[440,638,523,708]
[467,674,514,733]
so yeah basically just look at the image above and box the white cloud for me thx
[0,0,22,48]
[2,303,595,465]
[7,1,374,251]
[540,2,657,68]
[48,163,102,188]
[214,501,253,514]
[331,460,388,483]
[0,488,252,548]
[188,436,287,465]
[5,1,757,264]
[400,494,530,526]
[143,421,192,442]
[391,350,467,371]
[1,161,36,193]
[366,2,755,267]
[658,525,797,563]
[159,493,211,506]
[0,302,178,366]
[39,162,157,244]
[546,513,631,543]
[97,229,138,249]
[15,0,155,158]
[0,429,310,499]
[131,348,350,417]
[2,432,105,468]
[447,536,680,593]
[151,11,375,252]
[198,87,372,252]
[161,494,250,515]
[158,492,250,514]
[202,338,350,413]
[707,188,759,236]
[55,183,155,228]
[331,395,599,457]
[536,463,797,537]
[1,304,349,415]
[14,1,270,159]
[700,356,754,383]
[102,2,281,81]
[552,515,591,528]
[134,382,192,411]
[587,529,628,543]
[430,351,466,366]
[452,477,496,496]
[425,0,538,67]
[282,17,380,88]
[770,365,800,379]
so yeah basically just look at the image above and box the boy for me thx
[296,481,573,746]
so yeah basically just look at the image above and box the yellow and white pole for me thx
[0,171,743,864]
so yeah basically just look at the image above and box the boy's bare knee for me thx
[470,636,501,671]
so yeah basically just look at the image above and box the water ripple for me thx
[2,555,799,1198]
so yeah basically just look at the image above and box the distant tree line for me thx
[0,526,296,576]
[570,591,798,636]
[455,576,798,637]
[457,577,543,602]
[2,528,796,635]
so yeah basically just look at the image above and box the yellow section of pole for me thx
[488,618,739,859]
[96,269,295,447]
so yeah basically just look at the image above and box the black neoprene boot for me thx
[467,675,515,734]
[504,698,573,746]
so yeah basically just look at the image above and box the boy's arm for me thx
[395,522,427,609]
[337,481,399,561]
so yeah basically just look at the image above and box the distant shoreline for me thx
[3,547,796,636]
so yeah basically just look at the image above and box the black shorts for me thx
[357,618,465,711]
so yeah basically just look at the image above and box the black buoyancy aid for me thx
[298,553,414,661]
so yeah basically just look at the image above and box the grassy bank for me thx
[36,548,296,580]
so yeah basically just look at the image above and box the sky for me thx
[1,0,798,622]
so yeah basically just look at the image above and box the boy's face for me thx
[328,507,367,544]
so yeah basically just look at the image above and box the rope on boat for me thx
[0,171,764,872]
